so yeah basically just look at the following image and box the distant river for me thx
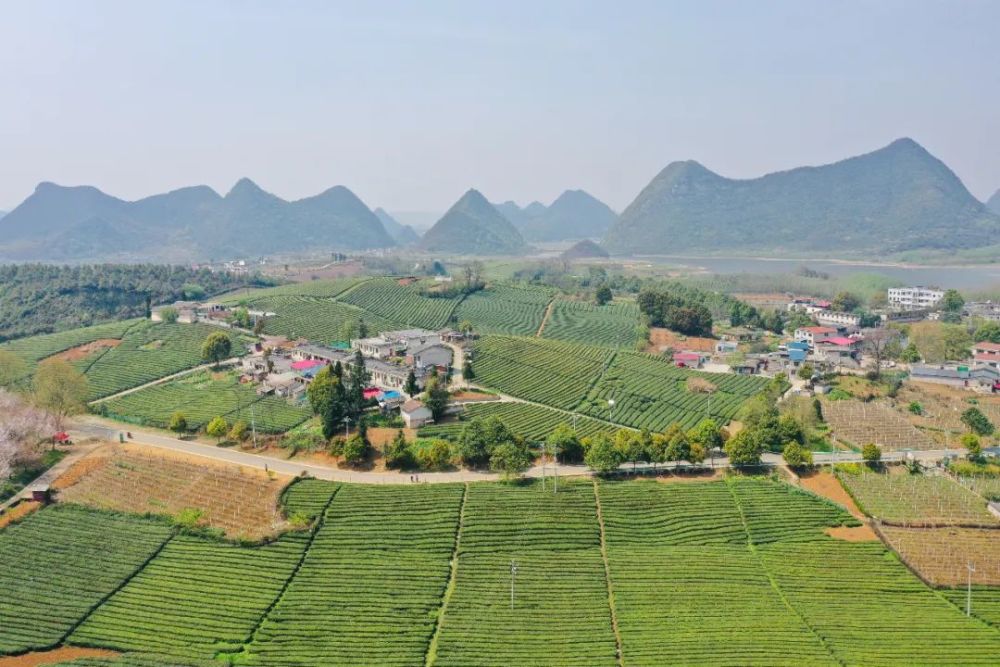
[652,256,1000,291]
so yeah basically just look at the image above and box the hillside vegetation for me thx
[604,138,1000,256]
[0,264,261,342]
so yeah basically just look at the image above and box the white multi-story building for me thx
[887,286,945,311]
[815,311,861,327]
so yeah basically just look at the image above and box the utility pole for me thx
[343,416,352,439]
[967,561,976,617]
[250,401,258,449]
[510,559,518,610]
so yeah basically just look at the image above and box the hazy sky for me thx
[1,1,998,214]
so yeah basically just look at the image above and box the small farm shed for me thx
[401,399,433,428]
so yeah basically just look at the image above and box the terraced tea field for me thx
[100,370,310,433]
[0,506,173,654]
[580,351,769,430]
[541,299,641,348]
[0,319,141,376]
[419,400,617,442]
[248,295,401,343]
[471,336,613,410]
[338,277,461,330]
[4,478,1000,665]
[219,277,365,302]
[453,284,553,336]
[471,336,770,431]
[82,322,245,399]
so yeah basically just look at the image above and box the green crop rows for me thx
[219,277,365,303]
[471,335,612,410]
[83,322,245,399]
[541,299,641,348]
[0,319,140,373]
[6,479,1000,665]
[433,481,618,666]
[942,588,1000,627]
[248,295,401,344]
[471,336,765,429]
[101,371,311,433]
[0,505,172,654]
[599,478,1000,666]
[453,284,554,336]
[419,400,617,443]
[51,654,219,667]
[242,483,464,665]
[338,277,461,330]
[71,533,309,660]
[580,351,769,430]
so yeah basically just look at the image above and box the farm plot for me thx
[47,655,219,667]
[70,532,309,660]
[0,505,173,655]
[471,335,612,410]
[243,483,464,666]
[878,526,1000,587]
[433,480,618,666]
[0,319,140,372]
[418,401,618,443]
[953,472,1000,501]
[541,299,641,348]
[83,322,244,399]
[453,284,553,336]
[100,371,310,433]
[759,540,1000,665]
[836,469,998,525]
[822,400,937,451]
[280,478,340,521]
[337,277,461,330]
[942,588,1000,627]
[599,480,843,666]
[218,277,365,303]
[56,446,290,539]
[580,351,768,431]
[248,295,401,343]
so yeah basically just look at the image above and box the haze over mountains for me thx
[419,189,528,255]
[494,190,618,242]
[0,180,394,261]
[987,189,1000,215]
[604,138,1000,256]
[2,137,996,261]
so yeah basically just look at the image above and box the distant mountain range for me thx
[988,189,1000,215]
[494,190,617,242]
[374,208,420,245]
[0,180,395,261]
[604,138,1000,256]
[419,189,528,255]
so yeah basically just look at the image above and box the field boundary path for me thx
[593,480,624,667]
[424,482,469,666]
[88,358,240,405]
[534,297,557,337]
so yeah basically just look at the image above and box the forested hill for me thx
[0,264,266,341]
[604,138,1000,256]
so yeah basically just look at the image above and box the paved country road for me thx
[69,416,962,486]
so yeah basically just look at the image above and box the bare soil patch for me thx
[0,648,118,666]
[800,471,865,519]
[52,339,121,362]
[824,525,878,542]
[655,469,724,483]
[56,444,291,539]
[0,501,41,529]
[450,391,500,402]
[647,328,715,353]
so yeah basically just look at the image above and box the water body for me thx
[653,256,1000,291]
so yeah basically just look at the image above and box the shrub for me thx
[417,439,453,471]
[206,416,229,442]
[961,407,993,436]
[782,441,813,468]
[384,430,414,469]
[908,401,923,415]
[228,420,249,442]
[169,411,188,433]
[961,433,982,460]
[861,443,882,467]
[342,434,369,466]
